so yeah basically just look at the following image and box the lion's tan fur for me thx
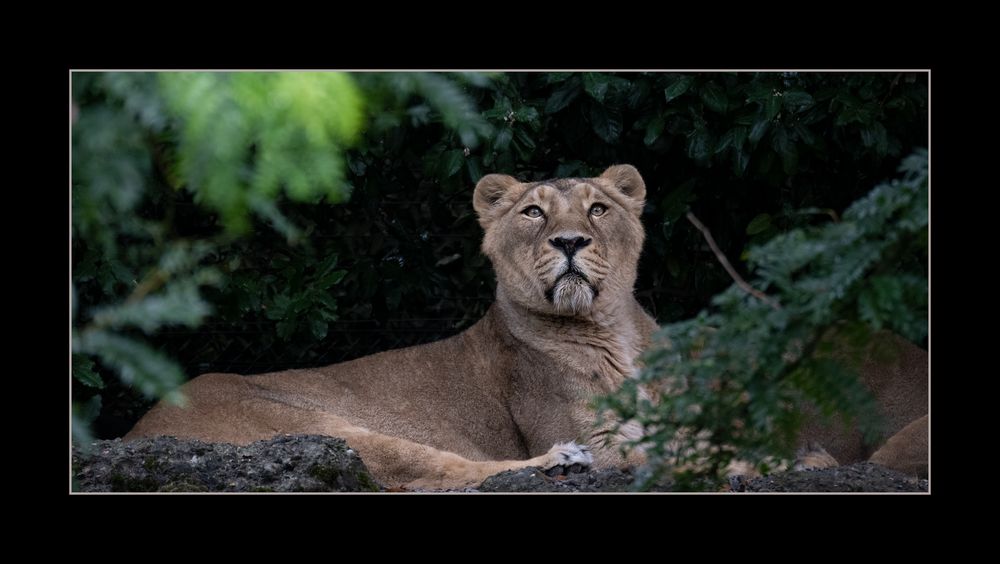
[126,164,928,488]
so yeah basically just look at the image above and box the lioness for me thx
[126,165,928,489]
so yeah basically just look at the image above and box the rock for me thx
[734,462,928,493]
[478,466,641,492]
[72,436,928,493]
[72,435,382,492]
[476,462,927,493]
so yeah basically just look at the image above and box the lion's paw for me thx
[541,441,593,476]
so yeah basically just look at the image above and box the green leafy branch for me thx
[596,150,928,490]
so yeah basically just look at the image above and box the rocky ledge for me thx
[73,435,381,492]
[73,435,927,493]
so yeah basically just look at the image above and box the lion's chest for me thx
[507,339,638,455]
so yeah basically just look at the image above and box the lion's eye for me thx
[522,206,544,219]
[590,203,608,217]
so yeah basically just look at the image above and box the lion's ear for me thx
[473,174,522,228]
[600,164,646,215]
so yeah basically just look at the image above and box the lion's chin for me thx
[547,275,596,316]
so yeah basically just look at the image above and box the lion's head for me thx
[473,164,646,317]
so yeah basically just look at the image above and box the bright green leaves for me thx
[160,72,365,236]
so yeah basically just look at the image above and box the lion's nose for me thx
[549,236,592,256]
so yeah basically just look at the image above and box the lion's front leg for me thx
[402,440,595,490]
[586,417,648,468]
